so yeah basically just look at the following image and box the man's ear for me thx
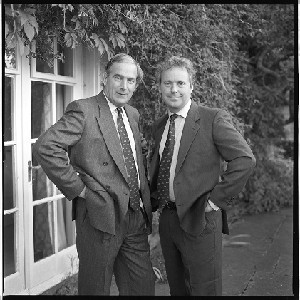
[158,83,162,94]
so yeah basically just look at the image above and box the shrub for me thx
[238,151,293,214]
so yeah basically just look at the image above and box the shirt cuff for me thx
[208,199,220,211]
[207,192,219,211]
[79,186,86,198]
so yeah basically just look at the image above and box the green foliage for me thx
[123,4,242,141]
[228,4,294,214]
[5,4,294,214]
[4,4,130,64]
[232,4,294,140]
[5,4,38,56]
[239,151,293,214]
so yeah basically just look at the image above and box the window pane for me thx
[5,48,16,69]
[57,44,73,77]
[4,213,16,276]
[4,146,16,210]
[33,202,54,262]
[55,186,63,195]
[57,197,76,252]
[4,76,14,141]
[56,83,72,120]
[36,40,54,74]
[36,59,54,74]
[32,145,54,201]
[31,81,52,139]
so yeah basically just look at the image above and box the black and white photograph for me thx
[3,3,296,296]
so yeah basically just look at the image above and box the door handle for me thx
[28,161,41,182]
[28,161,32,182]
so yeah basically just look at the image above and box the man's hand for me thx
[205,201,214,213]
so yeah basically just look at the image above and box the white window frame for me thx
[30,39,77,84]
[4,41,83,295]
[4,48,26,295]
[23,42,82,293]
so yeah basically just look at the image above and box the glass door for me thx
[4,40,83,295]
[23,42,80,292]
[3,50,26,295]
[27,80,77,289]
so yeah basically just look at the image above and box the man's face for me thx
[159,67,193,113]
[103,62,138,107]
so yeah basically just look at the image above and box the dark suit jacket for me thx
[149,101,256,236]
[33,91,152,235]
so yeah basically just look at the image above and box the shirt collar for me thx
[168,99,191,119]
[103,92,123,114]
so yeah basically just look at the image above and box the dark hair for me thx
[104,53,143,86]
[155,56,196,86]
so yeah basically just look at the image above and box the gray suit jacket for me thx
[33,91,152,235]
[149,101,256,236]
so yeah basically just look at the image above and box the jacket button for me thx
[103,162,108,166]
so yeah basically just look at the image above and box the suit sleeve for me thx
[32,100,86,200]
[209,110,256,210]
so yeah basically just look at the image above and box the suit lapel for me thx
[95,93,128,183]
[149,115,168,180]
[175,102,201,175]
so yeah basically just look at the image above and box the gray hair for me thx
[155,56,196,86]
[104,53,143,86]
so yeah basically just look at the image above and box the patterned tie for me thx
[116,107,140,211]
[157,114,178,209]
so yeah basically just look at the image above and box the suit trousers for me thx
[159,207,222,296]
[75,198,155,295]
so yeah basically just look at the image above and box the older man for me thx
[33,53,155,295]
